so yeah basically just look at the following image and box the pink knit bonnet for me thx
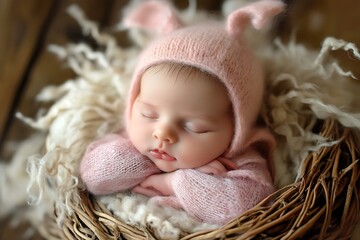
[124,0,285,157]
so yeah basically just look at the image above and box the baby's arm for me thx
[133,157,236,196]
[171,149,274,225]
[80,134,161,195]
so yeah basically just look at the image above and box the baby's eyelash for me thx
[183,124,210,134]
[188,129,210,134]
[140,111,158,119]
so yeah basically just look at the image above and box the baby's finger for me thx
[210,160,227,173]
[132,186,161,197]
[218,157,237,170]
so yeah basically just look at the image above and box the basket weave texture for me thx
[43,119,359,239]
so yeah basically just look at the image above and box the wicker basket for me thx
[6,2,358,239]
[40,118,359,239]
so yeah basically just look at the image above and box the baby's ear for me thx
[227,0,285,36]
[123,0,182,34]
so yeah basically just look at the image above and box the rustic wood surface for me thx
[1,0,359,239]
[0,0,52,154]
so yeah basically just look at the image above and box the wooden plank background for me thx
[0,0,359,239]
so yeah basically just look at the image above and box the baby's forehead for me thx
[142,62,224,89]
[139,63,232,113]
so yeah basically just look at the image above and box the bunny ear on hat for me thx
[227,0,285,36]
[123,0,183,34]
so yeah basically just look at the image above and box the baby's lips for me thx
[150,149,177,161]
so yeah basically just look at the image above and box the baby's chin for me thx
[143,154,176,172]
[145,152,210,172]
[153,162,177,173]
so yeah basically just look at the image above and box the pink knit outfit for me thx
[80,0,285,225]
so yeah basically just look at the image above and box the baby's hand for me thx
[132,172,175,197]
[195,159,226,175]
[196,158,237,175]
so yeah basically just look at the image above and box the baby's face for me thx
[128,66,233,172]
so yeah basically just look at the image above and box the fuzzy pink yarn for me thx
[80,134,161,195]
[125,0,285,157]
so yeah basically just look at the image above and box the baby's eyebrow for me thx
[136,99,156,108]
[183,112,219,122]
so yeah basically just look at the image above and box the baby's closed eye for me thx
[183,122,212,134]
[140,109,159,119]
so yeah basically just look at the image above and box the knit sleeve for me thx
[80,134,161,195]
[171,149,274,225]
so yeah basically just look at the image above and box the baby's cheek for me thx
[181,145,214,168]
[129,124,146,151]
[199,140,227,161]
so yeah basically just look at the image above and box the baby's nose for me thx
[153,125,178,144]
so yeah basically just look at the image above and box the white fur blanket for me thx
[1,0,360,239]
